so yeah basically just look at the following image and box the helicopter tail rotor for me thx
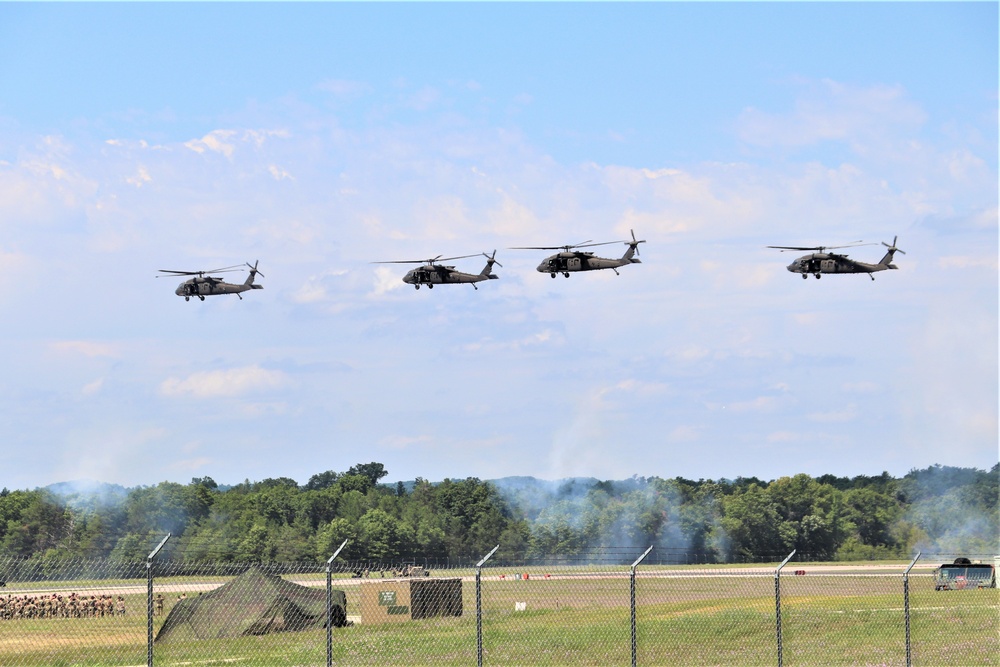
[480,250,502,279]
[623,230,646,263]
[881,236,905,254]
[245,260,264,288]
[878,236,904,269]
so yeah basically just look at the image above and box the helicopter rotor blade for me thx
[881,236,906,254]
[825,241,873,251]
[158,264,245,277]
[767,241,871,253]
[510,239,632,252]
[483,250,503,267]
[509,240,593,251]
[435,253,482,263]
[372,253,482,265]
[246,261,264,278]
[203,265,246,274]
[628,229,647,255]
[573,240,623,250]
[158,269,204,276]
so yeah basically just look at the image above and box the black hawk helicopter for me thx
[374,251,500,290]
[511,229,645,278]
[158,261,264,300]
[767,237,905,280]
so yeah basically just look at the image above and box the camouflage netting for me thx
[154,567,347,643]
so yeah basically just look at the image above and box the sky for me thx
[0,3,996,491]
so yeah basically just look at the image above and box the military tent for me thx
[154,567,347,642]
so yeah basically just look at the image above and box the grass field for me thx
[1,566,996,666]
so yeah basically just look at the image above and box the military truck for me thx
[933,557,996,590]
[394,564,430,578]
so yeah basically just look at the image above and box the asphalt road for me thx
[1,562,946,598]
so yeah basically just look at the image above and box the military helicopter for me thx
[374,251,500,290]
[767,237,905,280]
[511,229,645,278]
[158,261,264,300]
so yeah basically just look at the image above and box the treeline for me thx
[0,463,996,565]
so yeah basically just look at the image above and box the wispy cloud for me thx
[50,341,119,358]
[184,130,238,157]
[160,366,291,398]
[737,79,926,149]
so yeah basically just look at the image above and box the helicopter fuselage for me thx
[161,261,264,300]
[403,265,498,289]
[772,238,903,281]
[786,253,897,279]
[537,250,641,277]
[175,277,264,301]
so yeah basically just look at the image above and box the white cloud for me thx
[843,381,879,394]
[268,164,293,181]
[666,425,700,443]
[596,379,668,402]
[461,329,563,353]
[807,404,860,423]
[50,341,119,358]
[938,255,998,270]
[292,269,349,304]
[727,396,779,414]
[314,79,372,99]
[168,457,214,473]
[82,377,104,396]
[737,80,926,149]
[160,366,291,398]
[405,86,441,111]
[126,166,152,188]
[372,266,406,296]
[380,434,434,450]
[487,189,542,238]
[184,130,238,157]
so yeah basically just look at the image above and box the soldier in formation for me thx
[0,592,125,620]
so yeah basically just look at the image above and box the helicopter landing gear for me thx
[414,285,420,290]
[562,272,570,278]
[802,274,807,280]
[550,273,556,278]
[427,284,433,289]
[185,296,190,301]
[199,295,206,300]
[814,274,821,279]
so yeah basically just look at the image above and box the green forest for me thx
[1,463,996,565]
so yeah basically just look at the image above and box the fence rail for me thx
[1,550,996,666]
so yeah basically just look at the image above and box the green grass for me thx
[2,570,996,666]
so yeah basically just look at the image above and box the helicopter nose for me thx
[175,286,184,295]
[786,262,796,272]
[536,262,548,273]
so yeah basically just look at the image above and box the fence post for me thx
[475,544,500,667]
[903,551,920,667]
[630,545,654,667]
[146,534,170,667]
[326,539,349,667]
[775,550,795,667]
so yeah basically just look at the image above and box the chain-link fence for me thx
[1,548,996,666]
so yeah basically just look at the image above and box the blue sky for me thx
[0,3,996,491]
